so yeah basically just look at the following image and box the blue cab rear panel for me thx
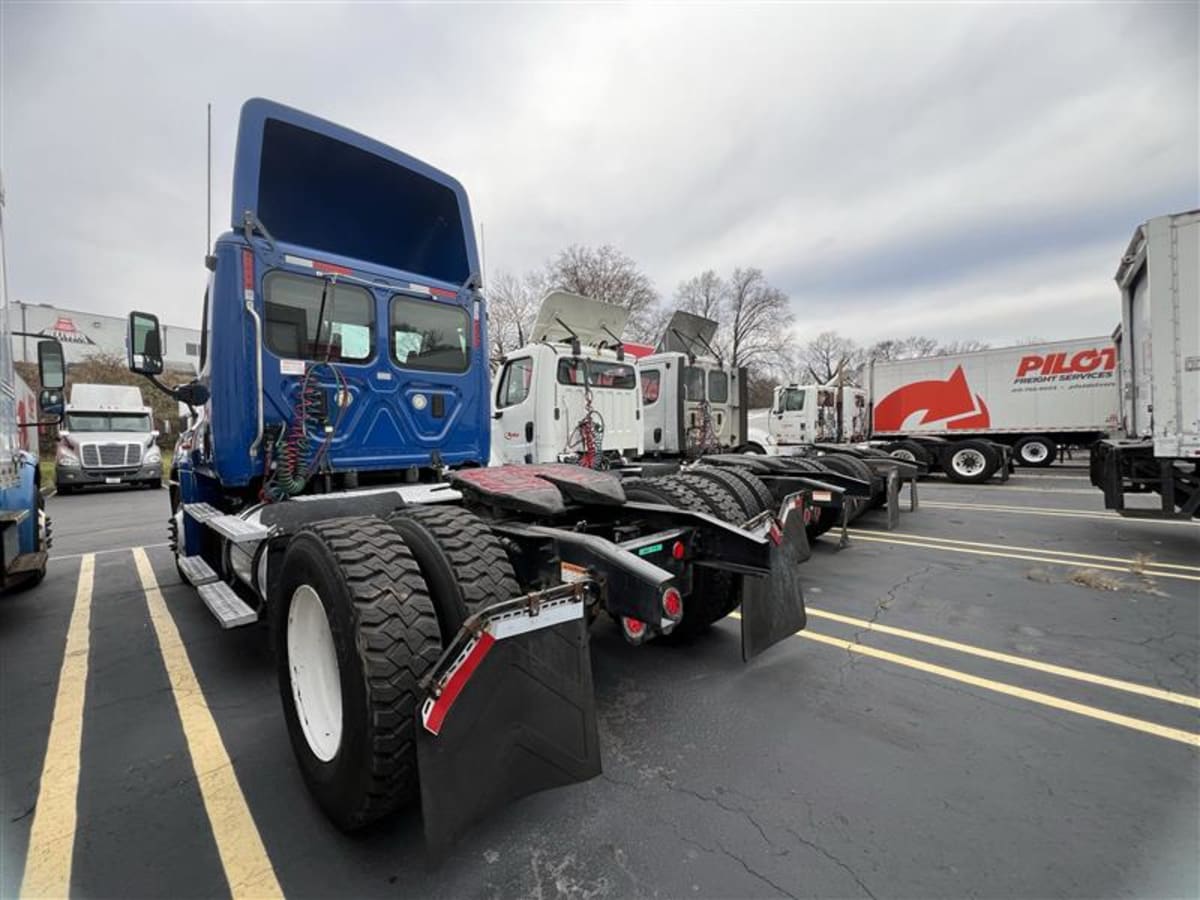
[191,99,491,491]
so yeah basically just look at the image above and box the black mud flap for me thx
[739,505,809,661]
[416,596,601,855]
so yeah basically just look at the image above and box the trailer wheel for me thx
[946,440,1000,484]
[1014,435,1057,468]
[386,504,520,640]
[692,466,771,520]
[273,516,441,831]
[622,477,739,635]
[883,440,932,466]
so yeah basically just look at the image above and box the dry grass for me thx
[1129,552,1155,576]
[1067,568,1127,591]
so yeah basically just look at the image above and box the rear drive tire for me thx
[273,516,441,831]
[883,440,932,466]
[692,466,771,520]
[945,440,1000,484]
[1014,435,1057,468]
[386,504,520,641]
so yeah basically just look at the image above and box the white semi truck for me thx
[55,383,162,493]
[1091,210,1199,519]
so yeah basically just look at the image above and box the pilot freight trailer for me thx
[124,98,813,852]
[869,337,1120,474]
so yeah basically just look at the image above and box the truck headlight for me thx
[57,450,80,467]
[145,447,162,464]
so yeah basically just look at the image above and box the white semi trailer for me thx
[1091,210,1199,519]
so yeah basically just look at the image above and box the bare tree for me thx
[674,270,725,321]
[486,269,542,357]
[798,331,861,385]
[543,244,660,341]
[865,335,938,361]
[936,339,991,356]
[723,267,793,370]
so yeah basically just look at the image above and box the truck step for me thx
[183,502,222,523]
[207,515,269,543]
[178,555,219,586]
[197,582,258,629]
[7,551,47,574]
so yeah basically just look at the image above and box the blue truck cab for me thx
[123,99,811,849]
[158,99,489,524]
[0,173,65,591]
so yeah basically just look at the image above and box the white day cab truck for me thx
[492,294,916,542]
[55,383,163,493]
[1091,210,1199,519]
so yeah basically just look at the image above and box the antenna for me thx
[479,221,487,289]
[205,103,213,261]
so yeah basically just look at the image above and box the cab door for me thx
[775,387,807,444]
[492,355,537,464]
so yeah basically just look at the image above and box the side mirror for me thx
[39,388,64,419]
[37,339,65,390]
[128,310,164,375]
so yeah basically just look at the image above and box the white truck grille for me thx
[81,442,143,469]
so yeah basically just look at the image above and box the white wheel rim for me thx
[287,585,343,762]
[1022,442,1049,463]
[952,449,985,476]
[891,448,917,462]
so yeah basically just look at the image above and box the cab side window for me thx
[683,366,705,401]
[497,357,533,407]
[642,369,661,405]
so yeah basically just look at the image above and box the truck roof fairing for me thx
[657,311,719,356]
[231,98,478,287]
[531,290,629,348]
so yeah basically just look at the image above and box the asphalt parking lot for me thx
[2,466,1197,899]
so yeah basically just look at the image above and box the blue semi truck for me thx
[0,175,64,592]
[124,99,812,849]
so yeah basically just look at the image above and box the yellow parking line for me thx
[846,529,1200,574]
[797,630,1200,748]
[806,607,1200,709]
[921,500,1199,526]
[132,549,283,899]
[846,533,1200,582]
[21,555,94,899]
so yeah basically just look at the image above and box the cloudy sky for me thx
[2,2,1196,349]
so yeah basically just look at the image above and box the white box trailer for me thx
[1091,210,1200,518]
[869,337,1120,468]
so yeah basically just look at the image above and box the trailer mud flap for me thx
[739,509,809,661]
[416,597,601,854]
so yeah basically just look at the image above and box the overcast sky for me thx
[2,2,1196,348]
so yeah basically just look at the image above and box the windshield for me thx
[67,412,151,433]
[684,366,705,401]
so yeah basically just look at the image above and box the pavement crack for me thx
[785,826,877,899]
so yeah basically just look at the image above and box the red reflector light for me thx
[671,540,685,560]
[313,260,352,276]
[242,249,254,293]
[768,522,782,545]
[661,588,682,620]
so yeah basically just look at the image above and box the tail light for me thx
[620,616,648,646]
[661,588,683,622]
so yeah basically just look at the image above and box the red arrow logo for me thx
[874,366,991,431]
